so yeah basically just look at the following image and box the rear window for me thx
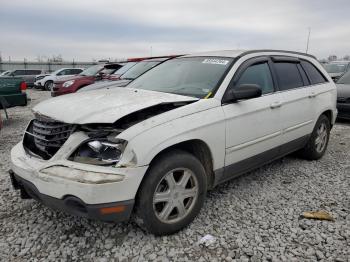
[274,62,304,90]
[301,61,327,85]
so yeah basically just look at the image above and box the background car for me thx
[51,63,123,96]
[78,57,176,92]
[0,71,11,76]
[6,69,45,87]
[335,71,350,119]
[0,75,27,109]
[34,68,84,90]
[323,61,350,81]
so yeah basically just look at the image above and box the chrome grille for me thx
[24,118,75,159]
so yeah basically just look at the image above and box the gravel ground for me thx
[0,89,349,261]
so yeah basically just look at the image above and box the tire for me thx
[44,81,53,91]
[299,114,331,160]
[134,150,207,235]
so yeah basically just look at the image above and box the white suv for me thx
[34,68,83,90]
[10,50,337,235]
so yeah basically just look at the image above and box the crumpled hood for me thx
[33,88,198,124]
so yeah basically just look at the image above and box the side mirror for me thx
[223,84,262,103]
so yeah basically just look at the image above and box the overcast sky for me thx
[0,0,349,61]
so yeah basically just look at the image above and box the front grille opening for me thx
[23,118,75,160]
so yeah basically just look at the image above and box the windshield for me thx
[324,63,347,74]
[79,65,104,76]
[112,62,137,75]
[127,57,233,98]
[337,71,350,84]
[121,61,160,80]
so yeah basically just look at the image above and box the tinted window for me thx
[274,62,304,90]
[13,70,26,75]
[235,62,274,94]
[71,69,82,74]
[26,70,41,75]
[301,61,327,85]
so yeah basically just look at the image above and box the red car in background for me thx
[51,63,123,97]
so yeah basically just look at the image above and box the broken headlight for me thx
[70,138,127,166]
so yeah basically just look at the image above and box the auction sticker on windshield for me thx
[202,59,230,65]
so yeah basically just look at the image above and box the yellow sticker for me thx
[204,92,212,99]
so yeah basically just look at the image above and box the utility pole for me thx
[150,46,153,57]
[306,27,311,54]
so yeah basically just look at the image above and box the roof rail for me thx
[238,49,316,60]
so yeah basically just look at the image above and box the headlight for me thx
[70,138,127,166]
[63,80,75,88]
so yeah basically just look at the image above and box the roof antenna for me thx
[306,27,311,54]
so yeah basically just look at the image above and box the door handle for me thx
[309,92,317,98]
[270,101,282,109]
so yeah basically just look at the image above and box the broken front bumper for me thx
[10,142,148,222]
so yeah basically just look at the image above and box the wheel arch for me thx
[320,109,334,127]
[142,139,215,190]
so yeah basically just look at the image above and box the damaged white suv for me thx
[10,50,337,235]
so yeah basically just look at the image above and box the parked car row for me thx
[9,49,338,235]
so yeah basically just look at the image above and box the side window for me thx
[235,62,274,94]
[58,69,68,75]
[274,62,304,91]
[13,70,25,76]
[73,69,83,74]
[301,61,327,85]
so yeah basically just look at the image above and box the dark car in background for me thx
[5,69,45,87]
[0,76,27,109]
[78,57,175,92]
[51,63,123,96]
[336,71,350,119]
[323,61,350,81]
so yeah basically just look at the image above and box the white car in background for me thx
[34,68,84,90]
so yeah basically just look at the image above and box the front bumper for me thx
[33,81,43,89]
[10,171,134,222]
[10,142,148,222]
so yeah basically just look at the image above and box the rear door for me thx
[221,57,283,182]
[271,57,315,154]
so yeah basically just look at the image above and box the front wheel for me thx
[299,114,331,160]
[134,150,207,235]
[44,81,53,91]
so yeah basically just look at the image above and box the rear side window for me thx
[13,70,25,75]
[71,69,82,74]
[274,62,304,91]
[235,62,274,94]
[301,61,327,85]
[26,70,41,75]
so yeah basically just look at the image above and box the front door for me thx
[221,57,283,182]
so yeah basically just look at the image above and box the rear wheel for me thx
[44,81,53,91]
[134,150,207,235]
[299,114,330,160]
